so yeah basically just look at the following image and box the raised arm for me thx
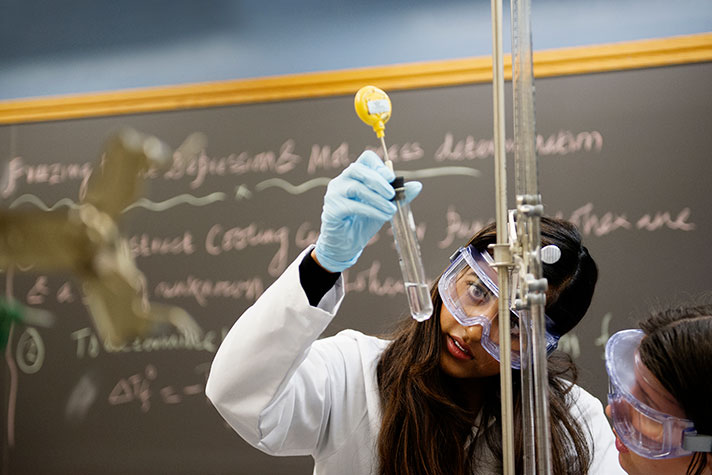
[205,151,421,456]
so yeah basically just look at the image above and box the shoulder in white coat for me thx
[568,384,626,474]
[206,248,389,471]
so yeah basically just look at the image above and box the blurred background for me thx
[1,0,711,100]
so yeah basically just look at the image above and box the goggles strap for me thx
[683,433,712,453]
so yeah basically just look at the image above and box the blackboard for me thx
[1,61,711,474]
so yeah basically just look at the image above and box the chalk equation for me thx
[107,363,211,413]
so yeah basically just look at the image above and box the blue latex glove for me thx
[314,150,422,273]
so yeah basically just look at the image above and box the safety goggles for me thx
[605,329,712,459]
[437,246,560,369]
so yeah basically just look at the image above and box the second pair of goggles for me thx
[605,329,712,459]
[437,245,561,369]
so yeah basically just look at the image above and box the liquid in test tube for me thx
[390,176,433,322]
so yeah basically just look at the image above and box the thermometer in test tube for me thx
[354,86,433,322]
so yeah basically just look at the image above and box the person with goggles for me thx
[208,151,623,475]
[605,304,712,475]
[438,245,562,370]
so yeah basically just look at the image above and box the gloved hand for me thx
[314,150,422,273]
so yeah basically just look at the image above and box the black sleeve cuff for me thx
[299,251,341,307]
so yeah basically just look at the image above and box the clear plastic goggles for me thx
[605,329,712,459]
[437,246,560,369]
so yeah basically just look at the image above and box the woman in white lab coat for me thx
[206,151,623,474]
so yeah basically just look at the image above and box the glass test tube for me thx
[390,177,433,322]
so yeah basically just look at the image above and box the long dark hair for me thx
[376,216,598,475]
[638,303,712,475]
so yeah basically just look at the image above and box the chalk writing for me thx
[56,281,75,303]
[18,272,266,311]
[162,139,301,188]
[26,276,50,305]
[71,328,102,358]
[307,141,427,174]
[108,363,210,412]
[1,157,92,198]
[7,165,480,220]
[234,184,252,200]
[125,192,226,212]
[205,224,289,276]
[108,364,156,412]
[7,194,80,211]
[343,260,405,296]
[129,231,196,258]
[562,203,695,236]
[308,142,351,173]
[295,222,319,249]
[566,203,632,236]
[536,130,603,156]
[256,176,331,194]
[434,129,603,162]
[397,166,481,180]
[71,326,224,357]
[435,133,497,161]
[153,276,264,306]
[16,327,45,374]
[6,191,227,213]
[637,208,695,231]
[436,203,696,250]
[436,206,490,249]
[365,142,425,163]
[256,166,481,198]
[24,276,83,306]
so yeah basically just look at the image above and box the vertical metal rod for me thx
[519,304,536,474]
[529,220,552,474]
[511,0,553,471]
[490,0,515,473]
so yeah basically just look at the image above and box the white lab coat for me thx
[206,248,625,475]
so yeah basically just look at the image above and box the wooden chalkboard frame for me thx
[0,33,710,125]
